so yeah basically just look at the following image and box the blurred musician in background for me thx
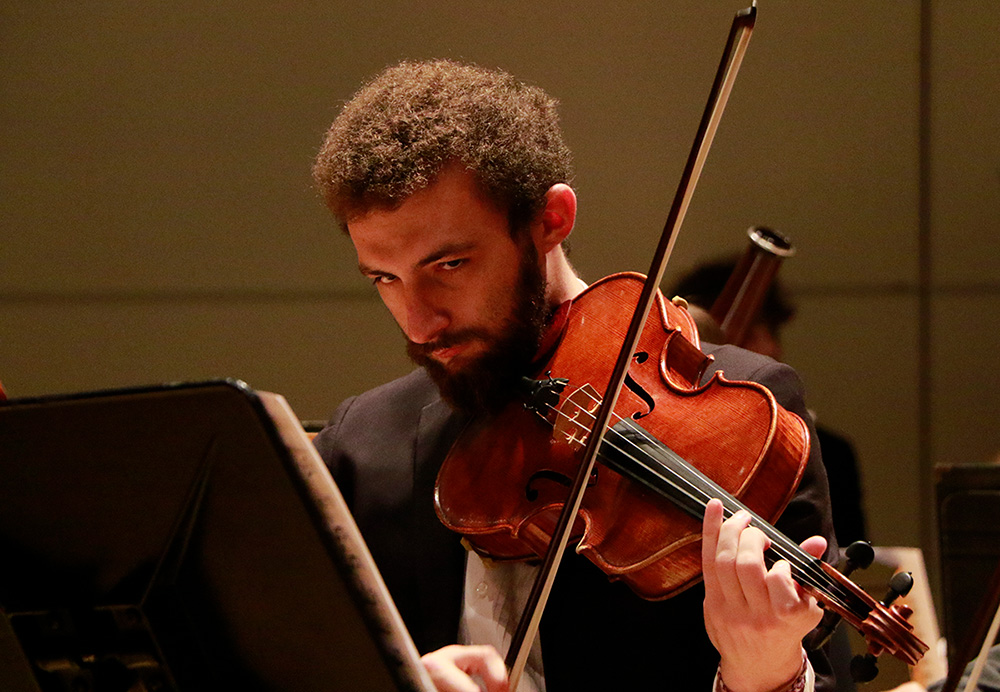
[669,257,868,548]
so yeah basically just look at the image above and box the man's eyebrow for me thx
[357,261,386,276]
[416,241,476,268]
[357,241,478,277]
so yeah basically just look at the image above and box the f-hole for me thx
[624,352,655,420]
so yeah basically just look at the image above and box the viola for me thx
[437,272,807,599]
[436,273,928,667]
[436,3,928,686]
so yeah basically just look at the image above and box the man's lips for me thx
[410,331,491,367]
[430,344,466,364]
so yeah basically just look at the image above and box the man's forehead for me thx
[348,176,515,273]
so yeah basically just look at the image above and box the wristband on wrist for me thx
[714,650,811,692]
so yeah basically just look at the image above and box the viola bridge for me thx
[552,383,602,450]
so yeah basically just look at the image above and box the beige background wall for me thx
[2,1,998,604]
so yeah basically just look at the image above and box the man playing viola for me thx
[311,60,837,692]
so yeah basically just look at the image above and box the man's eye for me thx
[370,274,396,286]
[440,259,464,270]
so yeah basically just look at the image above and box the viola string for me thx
[578,397,859,612]
[604,424,849,608]
[585,413,857,613]
[534,390,863,616]
[604,423,855,609]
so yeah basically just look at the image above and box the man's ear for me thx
[532,184,577,255]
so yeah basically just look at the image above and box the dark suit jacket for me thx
[313,343,838,691]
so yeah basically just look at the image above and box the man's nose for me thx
[402,288,449,344]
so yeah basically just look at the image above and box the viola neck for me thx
[599,419,870,618]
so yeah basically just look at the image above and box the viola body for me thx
[435,272,810,600]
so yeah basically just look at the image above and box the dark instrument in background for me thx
[710,225,795,346]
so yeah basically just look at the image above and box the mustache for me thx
[406,329,493,359]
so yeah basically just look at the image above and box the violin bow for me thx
[504,4,759,688]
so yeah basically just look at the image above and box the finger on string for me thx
[701,498,726,594]
[712,509,757,607]
[799,535,827,560]
[735,523,773,610]
[764,558,806,616]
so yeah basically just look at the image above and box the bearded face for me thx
[406,243,549,415]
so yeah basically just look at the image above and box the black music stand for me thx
[0,380,435,692]
[937,463,1000,688]
[937,464,1000,664]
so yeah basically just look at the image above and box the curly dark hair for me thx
[312,59,574,234]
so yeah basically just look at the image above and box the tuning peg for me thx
[804,542,876,653]
[881,571,914,606]
[850,653,879,683]
[843,541,875,577]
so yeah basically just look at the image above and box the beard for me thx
[406,245,550,416]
